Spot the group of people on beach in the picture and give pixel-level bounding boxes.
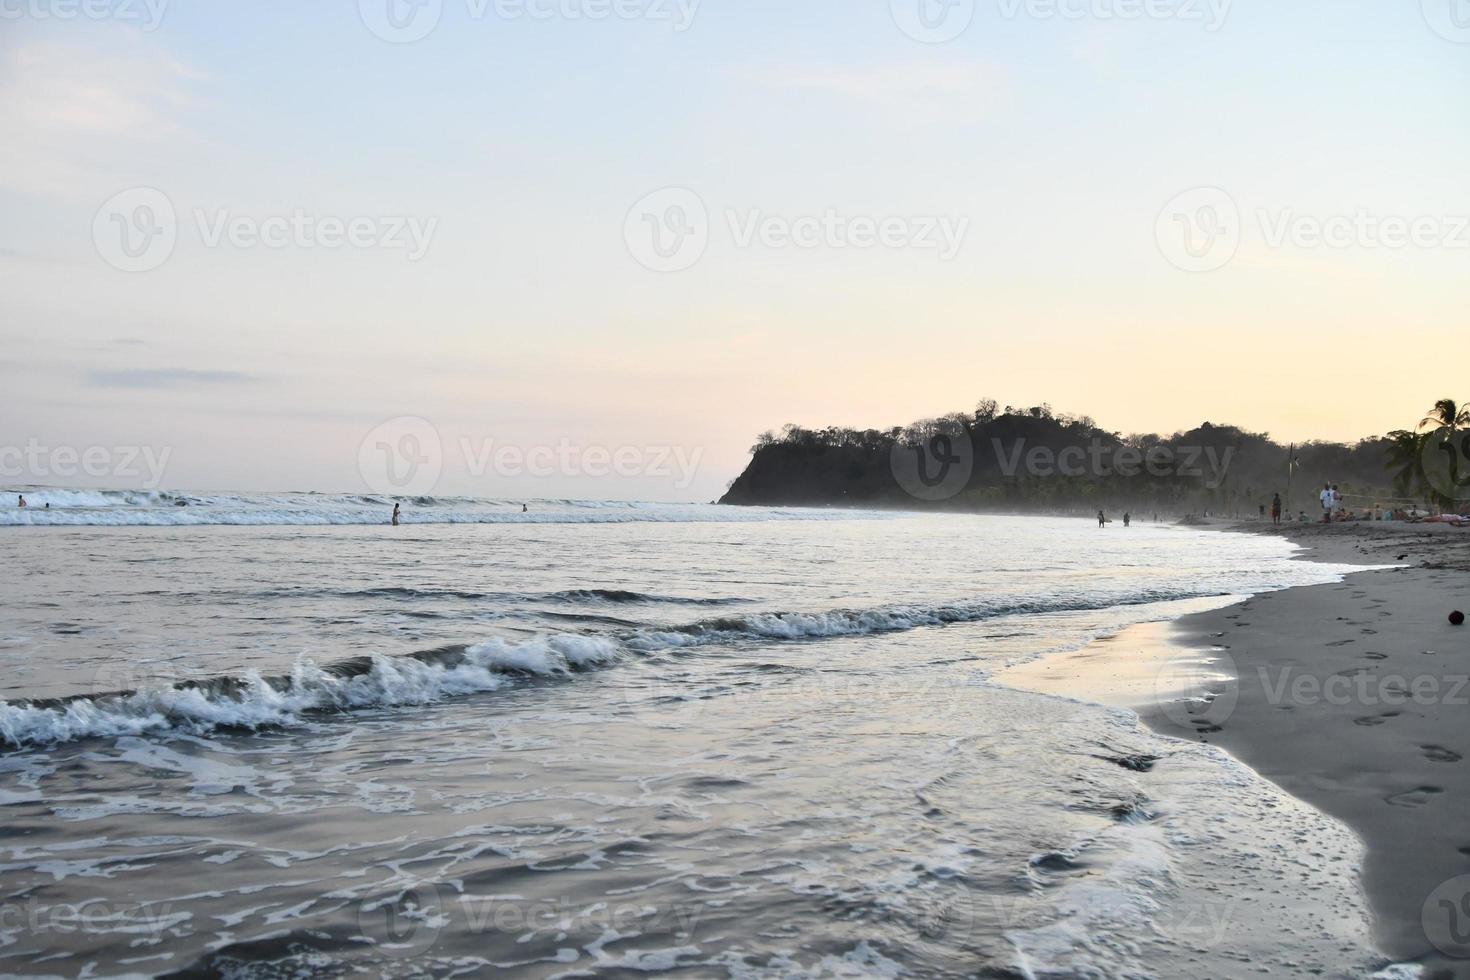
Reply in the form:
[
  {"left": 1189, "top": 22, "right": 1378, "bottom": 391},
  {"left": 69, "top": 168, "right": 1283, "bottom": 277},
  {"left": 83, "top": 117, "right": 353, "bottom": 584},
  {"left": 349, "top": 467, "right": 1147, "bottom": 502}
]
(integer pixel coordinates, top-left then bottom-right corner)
[
  {"left": 1097, "top": 510, "right": 1155, "bottom": 527},
  {"left": 1319, "top": 483, "right": 1345, "bottom": 522}
]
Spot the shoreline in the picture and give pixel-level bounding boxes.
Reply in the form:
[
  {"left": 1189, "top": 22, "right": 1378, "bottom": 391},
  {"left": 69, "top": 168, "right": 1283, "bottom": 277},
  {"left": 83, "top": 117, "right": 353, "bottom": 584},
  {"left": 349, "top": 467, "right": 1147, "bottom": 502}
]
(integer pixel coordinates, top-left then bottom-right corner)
[
  {"left": 1001, "top": 519, "right": 1470, "bottom": 974},
  {"left": 1165, "top": 521, "right": 1470, "bottom": 974}
]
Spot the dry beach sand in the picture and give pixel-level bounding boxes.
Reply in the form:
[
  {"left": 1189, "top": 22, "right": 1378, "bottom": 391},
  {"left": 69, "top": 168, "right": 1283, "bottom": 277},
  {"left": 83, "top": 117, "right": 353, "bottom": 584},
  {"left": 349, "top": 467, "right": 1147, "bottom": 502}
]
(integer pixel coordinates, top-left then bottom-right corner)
[{"left": 1002, "top": 521, "right": 1470, "bottom": 976}]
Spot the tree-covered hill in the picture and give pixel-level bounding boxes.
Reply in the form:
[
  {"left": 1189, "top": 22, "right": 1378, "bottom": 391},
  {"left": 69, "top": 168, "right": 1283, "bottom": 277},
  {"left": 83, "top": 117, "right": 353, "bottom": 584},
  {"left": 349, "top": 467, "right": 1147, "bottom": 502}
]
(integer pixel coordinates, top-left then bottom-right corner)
[{"left": 720, "top": 400, "right": 1407, "bottom": 518}]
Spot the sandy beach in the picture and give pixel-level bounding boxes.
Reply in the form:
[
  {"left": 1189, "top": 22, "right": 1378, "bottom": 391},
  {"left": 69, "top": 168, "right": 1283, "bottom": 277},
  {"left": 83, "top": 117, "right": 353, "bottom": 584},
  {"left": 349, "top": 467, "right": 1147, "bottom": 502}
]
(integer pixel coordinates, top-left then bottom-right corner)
[{"left": 1003, "top": 520, "right": 1470, "bottom": 975}]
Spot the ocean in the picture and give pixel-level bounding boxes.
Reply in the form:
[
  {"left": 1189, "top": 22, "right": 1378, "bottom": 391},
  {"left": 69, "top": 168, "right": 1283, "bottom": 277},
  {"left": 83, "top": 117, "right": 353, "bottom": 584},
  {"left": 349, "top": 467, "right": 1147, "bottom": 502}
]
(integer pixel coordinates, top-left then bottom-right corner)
[{"left": 0, "top": 495, "right": 1392, "bottom": 977}]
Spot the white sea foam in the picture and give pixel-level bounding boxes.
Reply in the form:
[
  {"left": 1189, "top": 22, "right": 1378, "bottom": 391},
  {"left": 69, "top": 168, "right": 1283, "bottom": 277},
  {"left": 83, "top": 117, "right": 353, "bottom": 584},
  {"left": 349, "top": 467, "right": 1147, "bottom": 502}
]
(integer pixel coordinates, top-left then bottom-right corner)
[
  {"left": 0, "top": 587, "right": 1309, "bottom": 750},
  {"left": 0, "top": 490, "right": 885, "bottom": 528},
  {"left": 0, "top": 635, "right": 622, "bottom": 749}
]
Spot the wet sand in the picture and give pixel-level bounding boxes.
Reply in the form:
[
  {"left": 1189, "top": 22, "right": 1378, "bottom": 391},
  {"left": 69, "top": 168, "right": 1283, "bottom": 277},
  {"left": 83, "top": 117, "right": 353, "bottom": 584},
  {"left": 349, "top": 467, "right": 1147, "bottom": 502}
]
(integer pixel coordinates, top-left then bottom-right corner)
[{"left": 1003, "top": 520, "right": 1470, "bottom": 976}]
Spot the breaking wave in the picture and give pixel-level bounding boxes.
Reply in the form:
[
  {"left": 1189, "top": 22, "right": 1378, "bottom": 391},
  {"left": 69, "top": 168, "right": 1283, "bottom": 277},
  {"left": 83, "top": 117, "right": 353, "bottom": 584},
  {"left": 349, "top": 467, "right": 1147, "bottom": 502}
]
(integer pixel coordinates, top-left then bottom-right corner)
[
  {"left": 0, "top": 491, "right": 885, "bottom": 528},
  {"left": 0, "top": 586, "right": 1219, "bottom": 751}
]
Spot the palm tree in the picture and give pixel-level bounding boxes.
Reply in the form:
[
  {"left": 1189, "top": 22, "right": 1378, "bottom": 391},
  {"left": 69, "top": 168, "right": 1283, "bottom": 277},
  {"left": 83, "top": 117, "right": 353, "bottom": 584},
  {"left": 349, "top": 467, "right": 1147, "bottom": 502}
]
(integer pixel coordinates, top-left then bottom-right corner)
[
  {"left": 1386, "top": 429, "right": 1428, "bottom": 502},
  {"left": 1421, "top": 399, "right": 1470, "bottom": 432},
  {"left": 1398, "top": 399, "right": 1470, "bottom": 511}
]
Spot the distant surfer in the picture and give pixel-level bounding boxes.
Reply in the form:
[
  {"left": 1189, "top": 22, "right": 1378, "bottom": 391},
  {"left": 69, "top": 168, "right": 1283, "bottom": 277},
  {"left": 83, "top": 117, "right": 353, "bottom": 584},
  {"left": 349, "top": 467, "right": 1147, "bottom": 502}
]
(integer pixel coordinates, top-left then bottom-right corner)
[
  {"left": 16, "top": 495, "right": 25, "bottom": 508},
  {"left": 522, "top": 503, "right": 528, "bottom": 513},
  {"left": 391, "top": 503, "right": 401, "bottom": 526}
]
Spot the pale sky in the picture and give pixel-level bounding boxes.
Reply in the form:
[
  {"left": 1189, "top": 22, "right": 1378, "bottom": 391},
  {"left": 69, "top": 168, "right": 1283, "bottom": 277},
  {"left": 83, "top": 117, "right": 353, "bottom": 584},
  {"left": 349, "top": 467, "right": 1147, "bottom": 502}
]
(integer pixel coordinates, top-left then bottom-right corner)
[{"left": 2, "top": 0, "right": 1467, "bottom": 501}]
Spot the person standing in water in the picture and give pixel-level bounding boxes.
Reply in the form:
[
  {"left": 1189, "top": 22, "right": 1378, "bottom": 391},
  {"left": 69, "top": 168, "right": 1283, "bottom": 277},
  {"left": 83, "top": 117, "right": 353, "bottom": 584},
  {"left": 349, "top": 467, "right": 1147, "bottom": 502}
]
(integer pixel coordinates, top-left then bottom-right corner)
[
  {"left": 1097, "top": 510, "right": 1106, "bottom": 528},
  {"left": 17, "top": 495, "right": 26, "bottom": 508},
  {"left": 1271, "top": 492, "right": 1283, "bottom": 526},
  {"left": 391, "top": 503, "right": 401, "bottom": 526},
  {"left": 1123, "top": 512, "right": 1131, "bottom": 527}
]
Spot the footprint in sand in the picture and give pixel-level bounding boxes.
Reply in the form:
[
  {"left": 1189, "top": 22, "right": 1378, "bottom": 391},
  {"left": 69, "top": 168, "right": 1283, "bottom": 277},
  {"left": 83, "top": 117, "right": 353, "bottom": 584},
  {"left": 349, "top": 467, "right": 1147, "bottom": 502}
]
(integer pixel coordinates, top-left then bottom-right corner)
[
  {"left": 1422, "top": 746, "right": 1463, "bottom": 764},
  {"left": 1363, "top": 652, "right": 1388, "bottom": 661},
  {"left": 1360, "top": 628, "right": 1378, "bottom": 635},
  {"left": 1326, "top": 639, "right": 1357, "bottom": 647},
  {"left": 1386, "top": 786, "right": 1443, "bottom": 808},
  {"left": 1355, "top": 711, "right": 1403, "bottom": 727}
]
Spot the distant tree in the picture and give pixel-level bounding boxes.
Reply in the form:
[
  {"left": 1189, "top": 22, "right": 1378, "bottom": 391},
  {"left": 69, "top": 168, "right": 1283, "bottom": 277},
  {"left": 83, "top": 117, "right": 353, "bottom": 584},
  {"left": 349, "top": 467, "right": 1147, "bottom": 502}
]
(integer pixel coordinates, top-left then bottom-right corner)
[
  {"left": 1422, "top": 399, "right": 1470, "bottom": 431},
  {"left": 1385, "top": 429, "right": 1428, "bottom": 503}
]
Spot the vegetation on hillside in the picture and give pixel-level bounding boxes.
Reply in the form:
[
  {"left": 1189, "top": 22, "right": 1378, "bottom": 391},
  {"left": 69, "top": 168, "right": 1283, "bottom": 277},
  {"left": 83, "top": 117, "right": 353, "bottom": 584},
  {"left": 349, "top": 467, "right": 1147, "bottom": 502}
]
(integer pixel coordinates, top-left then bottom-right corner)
[{"left": 720, "top": 398, "right": 1462, "bottom": 517}]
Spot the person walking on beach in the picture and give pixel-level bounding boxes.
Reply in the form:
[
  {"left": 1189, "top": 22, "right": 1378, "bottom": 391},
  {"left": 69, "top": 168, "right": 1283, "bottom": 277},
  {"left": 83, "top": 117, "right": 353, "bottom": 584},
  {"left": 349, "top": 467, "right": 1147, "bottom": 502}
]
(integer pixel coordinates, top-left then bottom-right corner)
[
  {"left": 1320, "top": 483, "right": 1333, "bottom": 523},
  {"left": 1097, "top": 510, "right": 1106, "bottom": 528},
  {"left": 1123, "top": 512, "right": 1131, "bottom": 527},
  {"left": 391, "top": 503, "right": 401, "bottom": 526},
  {"left": 1271, "top": 492, "right": 1282, "bottom": 526}
]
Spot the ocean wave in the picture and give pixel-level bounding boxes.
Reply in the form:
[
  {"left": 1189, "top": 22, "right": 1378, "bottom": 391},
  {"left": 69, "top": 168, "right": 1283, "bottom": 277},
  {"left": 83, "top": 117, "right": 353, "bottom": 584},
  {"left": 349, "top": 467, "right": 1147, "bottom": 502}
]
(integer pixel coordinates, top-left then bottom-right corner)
[
  {"left": 0, "top": 635, "right": 621, "bottom": 750},
  {"left": 0, "top": 491, "right": 883, "bottom": 528},
  {"left": 0, "top": 587, "right": 1222, "bottom": 751},
  {"left": 550, "top": 588, "right": 745, "bottom": 606}
]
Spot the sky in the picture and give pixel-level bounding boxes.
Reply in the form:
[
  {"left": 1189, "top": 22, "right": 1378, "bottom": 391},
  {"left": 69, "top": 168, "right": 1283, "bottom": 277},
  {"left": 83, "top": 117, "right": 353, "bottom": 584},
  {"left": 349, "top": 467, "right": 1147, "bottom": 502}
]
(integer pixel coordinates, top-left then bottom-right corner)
[{"left": 1, "top": 0, "right": 1467, "bottom": 501}]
